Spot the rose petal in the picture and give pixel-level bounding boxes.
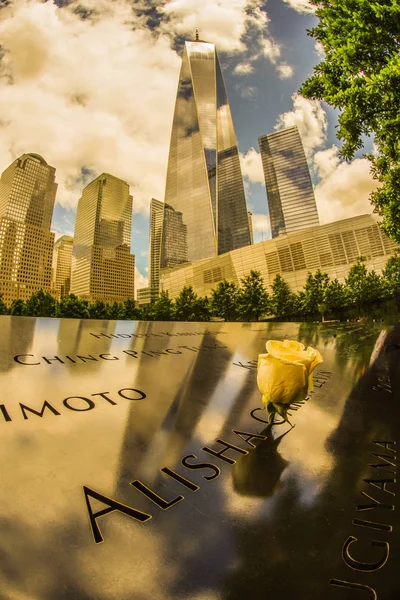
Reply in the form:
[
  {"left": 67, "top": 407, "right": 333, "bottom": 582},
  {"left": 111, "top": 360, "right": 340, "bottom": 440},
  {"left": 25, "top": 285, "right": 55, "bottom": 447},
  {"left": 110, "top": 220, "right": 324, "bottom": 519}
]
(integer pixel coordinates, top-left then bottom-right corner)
[
  {"left": 257, "top": 354, "right": 307, "bottom": 405},
  {"left": 282, "top": 340, "right": 306, "bottom": 353},
  {"left": 309, "top": 349, "right": 324, "bottom": 373}
]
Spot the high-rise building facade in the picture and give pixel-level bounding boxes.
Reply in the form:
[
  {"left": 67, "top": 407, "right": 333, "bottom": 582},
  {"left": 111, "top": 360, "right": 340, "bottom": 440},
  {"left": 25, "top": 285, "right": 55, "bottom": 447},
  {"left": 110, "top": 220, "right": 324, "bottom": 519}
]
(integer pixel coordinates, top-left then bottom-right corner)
[
  {"left": 161, "top": 38, "right": 251, "bottom": 268},
  {"left": 248, "top": 211, "right": 254, "bottom": 245},
  {"left": 71, "top": 173, "right": 135, "bottom": 302},
  {"left": 160, "top": 203, "right": 187, "bottom": 269},
  {"left": 52, "top": 235, "right": 73, "bottom": 299},
  {"left": 0, "top": 153, "right": 57, "bottom": 304},
  {"left": 259, "top": 126, "right": 320, "bottom": 238},
  {"left": 149, "top": 198, "right": 164, "bottom": 295}
]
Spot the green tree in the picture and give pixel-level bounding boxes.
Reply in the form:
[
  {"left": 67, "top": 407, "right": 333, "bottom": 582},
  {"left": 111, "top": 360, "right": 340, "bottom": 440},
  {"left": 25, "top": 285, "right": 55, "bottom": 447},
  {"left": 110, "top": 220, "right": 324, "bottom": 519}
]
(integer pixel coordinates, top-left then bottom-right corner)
[
  {"left": 324, "top": 279, "right": 349, "bottom": 319},
  {"left": 382, "top": 253, "right": 400, "bottom": 308},
  {"left": 152, "top": 291, "right": 175, "bottom": 321},
  {"left": 174, "top": 286, "right": 210, "bottom": 321},
  {"left": 58, "top": 294, "right": 89, "bottom": 318},
  {"left": 269, "top": 275, "right": 296, "bottom": 319},
  {"left": 122, "top": 299, "right": 139, "bottom": 320},
  {"left": 0, "top": 294, "right": 8, "bottom": 315},
  {"left": 237, "top": 270, "right": 269, "bottom": 322},
  {"left": 301, "top": 270, "right": 329, "bottom": 319},
  {"left": 345, "top": 257, "right": 386, "bottom": 315},
  {"left": 9, "top": 298, "right": 25, "bottom": 316},
  {"left": 108, "top": 301, "right": 125, "bottom": 320},
  {"left": 88, "top": 300, "right": 109, "bottom": 319},
  {"left": 210, "top": 280, "right": 239, "bottom": 321},
  {"left": 138, "top": 302, "right": 154, "bottom": 321},
  {"left": 300, "top": 0, "right": 400, "bottom": 242},
  {"left": 25, "top": 290, "right": 58, "bottom": 317}
]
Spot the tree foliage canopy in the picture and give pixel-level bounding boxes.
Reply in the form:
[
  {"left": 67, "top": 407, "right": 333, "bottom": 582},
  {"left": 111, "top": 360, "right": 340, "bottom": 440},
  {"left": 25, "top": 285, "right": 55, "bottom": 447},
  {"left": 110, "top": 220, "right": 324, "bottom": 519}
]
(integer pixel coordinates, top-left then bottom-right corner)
[
  {"left": 210, "top": 280, "right": 239, "bottom": 321},
  {"left": 300, "top": 0, "right": 400, "bottom": 242},
  {"left": 237, "top": 270, "right": 269, "bottom": 322}
]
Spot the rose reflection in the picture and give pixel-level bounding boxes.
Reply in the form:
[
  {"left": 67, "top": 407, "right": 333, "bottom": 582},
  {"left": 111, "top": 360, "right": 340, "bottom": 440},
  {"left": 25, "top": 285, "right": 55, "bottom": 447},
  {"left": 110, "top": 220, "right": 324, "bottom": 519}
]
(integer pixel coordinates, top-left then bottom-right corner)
[{"left": 232, "top": 425, "right": 293, "bottom": 498}]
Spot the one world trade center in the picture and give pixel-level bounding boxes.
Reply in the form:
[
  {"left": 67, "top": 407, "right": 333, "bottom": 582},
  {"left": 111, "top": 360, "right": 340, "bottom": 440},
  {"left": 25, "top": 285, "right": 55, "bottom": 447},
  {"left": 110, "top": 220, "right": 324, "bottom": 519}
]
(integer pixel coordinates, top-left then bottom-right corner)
[{"left": 160, "top": 35, "right": 251, "bottom": 269}]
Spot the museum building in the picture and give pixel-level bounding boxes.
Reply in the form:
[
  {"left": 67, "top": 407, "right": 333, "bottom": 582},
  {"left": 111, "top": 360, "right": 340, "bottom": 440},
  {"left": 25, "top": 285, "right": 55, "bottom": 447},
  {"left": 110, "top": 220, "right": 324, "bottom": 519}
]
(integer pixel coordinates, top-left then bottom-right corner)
[{"left": 159, "top": 213, "right": 397, "bottom": 299}]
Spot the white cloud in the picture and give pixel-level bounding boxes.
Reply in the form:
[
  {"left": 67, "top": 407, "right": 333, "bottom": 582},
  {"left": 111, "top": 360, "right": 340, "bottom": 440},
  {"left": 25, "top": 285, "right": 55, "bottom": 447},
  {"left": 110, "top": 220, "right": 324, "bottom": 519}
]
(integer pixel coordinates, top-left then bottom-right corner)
[
  {"left": 135, "top": 267, "right": 148, "bottom": 296},
  {"left": 0, "top": 0, "right": 181, "bottom": 214},
  {"left": 276, "top": 63, "right": 294, "bottom": 79},
  {"left": 238, "top": 84, "right": 257, "bottom": 99},
  {"left": 275, "top": 94, "right": 328, "bottom": 155},
  {"left": 282, "top": 0, "right": 316, "bottom": 14},
  {"left": 313, "top": 147, "right": 380, "bottom": 224},
  {"left": 240, "top": 147, "right": 264, "bottom": 184},
  {"left": 234, "top": 62, "right": 254, "bottom": 75},
  {"left": 314, "top": 41, "right": 325, "bottom": 58},
  {"left": 251, "top": 213, "right": 271, "bottom": 238},
  {"left": 258, "top": 37, "right": 281, "bottom": 63}
]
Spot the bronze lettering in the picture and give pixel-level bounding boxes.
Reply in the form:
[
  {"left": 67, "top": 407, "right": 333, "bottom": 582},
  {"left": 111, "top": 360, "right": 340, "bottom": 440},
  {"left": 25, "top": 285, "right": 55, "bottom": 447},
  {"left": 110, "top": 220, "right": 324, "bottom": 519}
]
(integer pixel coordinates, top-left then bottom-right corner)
[
  {"left": 14, "top": 354, "right": 40, "bottom": 365},
  {"left": 118, "top": 388, "right": 146, "bottom": 401},
  {"left": 369, "top": 452, "right": 396, "bottom": 473},
  {"left": 342, "top": 535, "right": 389, "bottom": 572},
  {"left": 130, "top": 480, "right": 183, "bottom": 510},
  {"left": 83, "top": 485, "right": 151, "bottom": 544},
  {"left": 123, "top": 350, "right": 138, "bottom": 358},
  {"left": 91, "top": 392, "right": 117, "bottom": 406},
  {"left": 329, "top": 578, "right": 377, "bottom": 599},
  {"left": 363, "top": 478, "right": 396, "bottom": 496},
  {"left": 0, "top": 404, "right": 11, "bottom": 422},
  {"left": 20, "top": 401, "right": 61, "bottom": 420},
  {"left": 372, "top": 441, "right": 396, "bottom": 453},
  {"left": 357, "top": 490, "right": 394, "bottom": 511},
  {"left": 161, "top": 467, "right": 199, "bottom": 491},
  {"left": 353, "top": 518, "right": 392, "bottom": 532},
  {"left": 63, "top": 396, "right": 95, "bottom": 412},
  {"left": 99, "top": 354, "right": 119, "bottom": 360},
  {"left": 42, "top": 356, "right": 65, "bottom": 364},
  {"left": 232, "top": 430, "right": 268, "bottom": 448},
  {"left": 250, "top": 408, "right": 269, "bottom": 424},
  {"left": 181, "top": 454, "right": 221, "bottom": 480},
  {"left": 202, "top": 438, "right": 248, "bottom": 465},
  {"left": 76, "top": 355, "right": 98, "bottom": 363}
]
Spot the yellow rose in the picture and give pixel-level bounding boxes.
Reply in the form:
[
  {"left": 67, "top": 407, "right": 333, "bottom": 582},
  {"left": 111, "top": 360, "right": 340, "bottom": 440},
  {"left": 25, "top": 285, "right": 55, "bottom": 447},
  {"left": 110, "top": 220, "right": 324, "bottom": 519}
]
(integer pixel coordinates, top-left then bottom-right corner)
[{"left": 257, "top": 340, "right": 323, "bottom": 418}]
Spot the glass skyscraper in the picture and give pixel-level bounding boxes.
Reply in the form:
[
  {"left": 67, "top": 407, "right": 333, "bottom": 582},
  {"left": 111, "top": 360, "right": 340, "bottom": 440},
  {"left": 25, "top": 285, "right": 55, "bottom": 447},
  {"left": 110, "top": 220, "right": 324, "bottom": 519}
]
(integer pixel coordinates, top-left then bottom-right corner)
[
  {"left": 161, "top": 38, "right": 251, "bottom": 268},
  {"left": 259, "top": 126, "right": 320, "bottom": 238},
  {"left": 52, "top": 235, "right": 73, "bottom": 299},
  {"left": 0, "top": 153, "right": 57, "bottom": 304},
  {"left": 71, "top": 173, "right": 135, "bottom": 302},
  {"left": 149, "top": 198, "right": 164, "bottom": 295}
]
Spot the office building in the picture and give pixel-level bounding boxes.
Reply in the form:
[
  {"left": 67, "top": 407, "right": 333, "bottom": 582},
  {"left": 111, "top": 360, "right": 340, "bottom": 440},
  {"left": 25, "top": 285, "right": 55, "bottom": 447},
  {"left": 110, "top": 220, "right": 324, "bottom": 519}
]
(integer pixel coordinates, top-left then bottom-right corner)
[
  {"left": 136, "top": 287, "right": 157, "bottom": 305},
  {"left": 52, "top": 235, "right": 73, "bottom": 299},
  {"left": 259, "top": 126, "right": 320, "bottom": 238},
  {"left": 149, "top": 198, "right": 164, "bottom": 297},
  {"left": 160, "top": 203, "right": 187, "bottom": 269},
  {"left": 71, "top": 173, "right": 135, "bottom": 302},
  {"left": 161, "top": 36, "right": 251, "bottom": 268},
  {"left": 160, "top": 214, "right": 397, "bottom": 299},
  {"left": 248, "top": 211, "right": 254, "bottom": 245},
  {"left": 0, "top": 153, "right": 57, "bottom": 304}
]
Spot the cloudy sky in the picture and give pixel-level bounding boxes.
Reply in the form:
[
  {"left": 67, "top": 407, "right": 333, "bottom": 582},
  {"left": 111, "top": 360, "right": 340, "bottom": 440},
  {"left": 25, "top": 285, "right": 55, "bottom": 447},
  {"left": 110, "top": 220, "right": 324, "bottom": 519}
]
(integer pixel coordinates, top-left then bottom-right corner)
[{"left": 0, "top": 0, "right": 378, "bottom": 291}]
